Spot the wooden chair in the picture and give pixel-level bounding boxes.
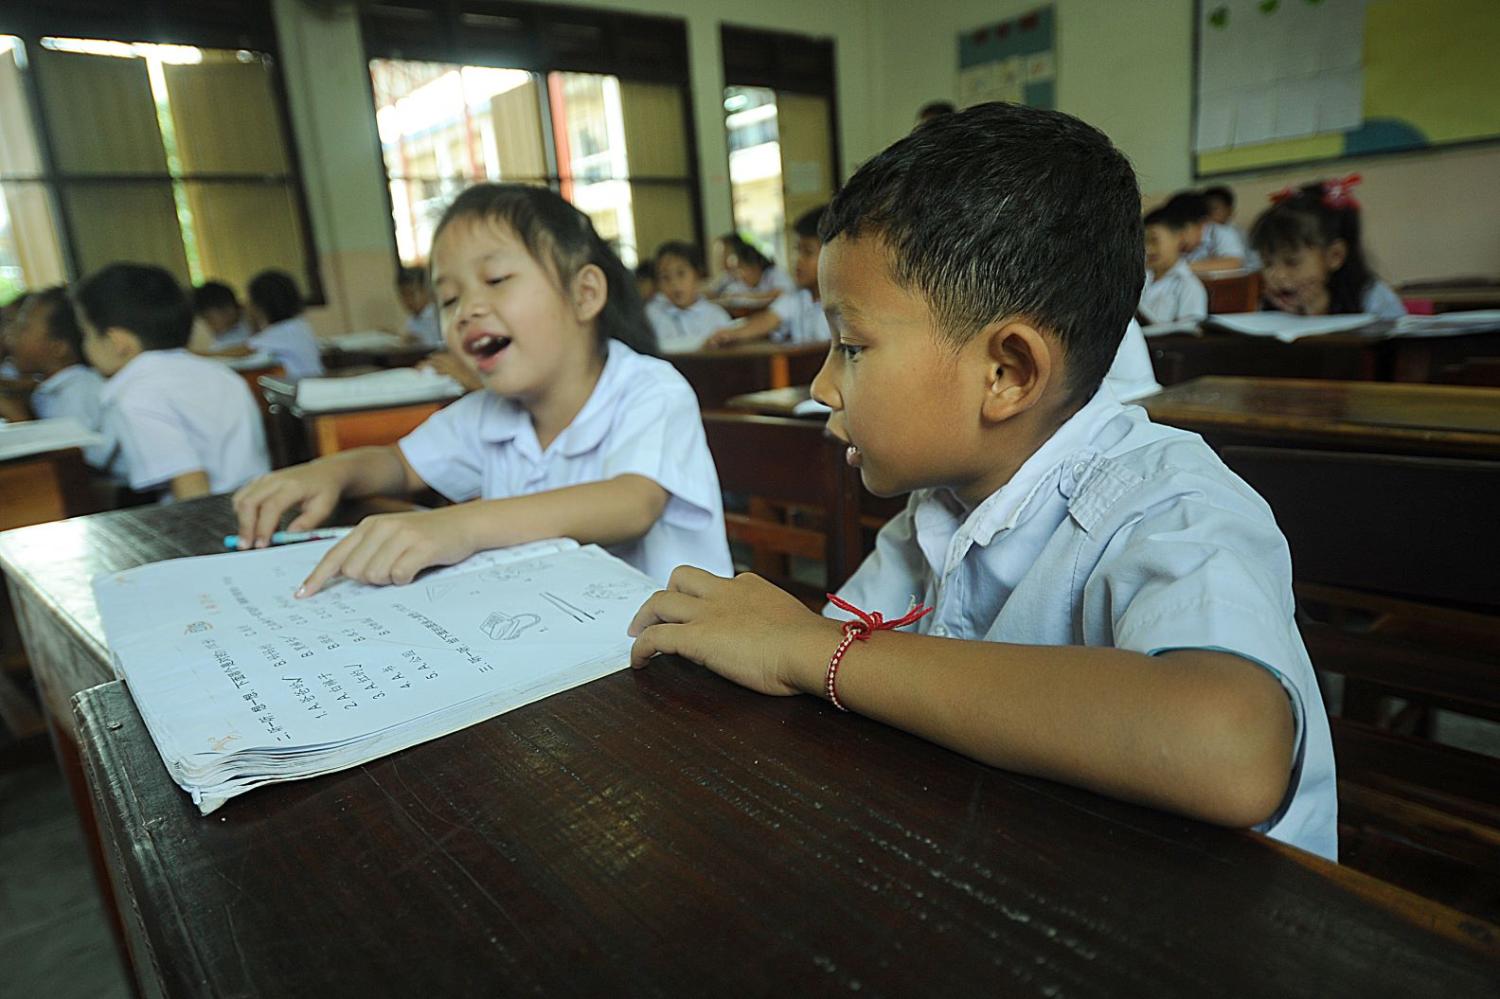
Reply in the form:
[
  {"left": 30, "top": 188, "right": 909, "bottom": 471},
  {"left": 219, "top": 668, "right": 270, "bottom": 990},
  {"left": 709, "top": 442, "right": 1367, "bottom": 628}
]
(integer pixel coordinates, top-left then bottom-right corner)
[
  {"left": 1218, "top": 445, "right": 1500, "bottom": 921},
  {"left": 305, "top": 402, "right": 445, "bottom": 457},
  {"left": 1203, "top": 270, "right": 1262, "bottom": 314},
  {"left": 702, "top": 413, "right": 862, "bottom": 602}
]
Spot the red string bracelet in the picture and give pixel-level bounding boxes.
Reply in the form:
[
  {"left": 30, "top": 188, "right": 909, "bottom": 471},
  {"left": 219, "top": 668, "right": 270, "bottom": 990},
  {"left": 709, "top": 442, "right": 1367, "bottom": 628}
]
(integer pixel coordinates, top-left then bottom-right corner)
[{"left": 823, "top": 593, "right": 934, "bottom": 711}]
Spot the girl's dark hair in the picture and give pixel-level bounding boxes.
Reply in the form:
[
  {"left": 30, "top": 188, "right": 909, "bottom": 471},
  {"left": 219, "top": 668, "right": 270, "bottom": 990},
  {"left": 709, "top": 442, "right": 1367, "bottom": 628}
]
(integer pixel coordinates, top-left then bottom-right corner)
[
  {"left": 247, "top": 270, "right": 305, "bottom": 324},
  {"left": 29, "top": 285, "right": 85, "bottom": 359},
  {"left": 1250, "top": 182, "right": 1377, "bottom": 315},
  {"left": 723, "top": 234, "right": 772, "bottom": 272},
  {"left": 431, "top": 184, "right": 656, "bottom": 357}
]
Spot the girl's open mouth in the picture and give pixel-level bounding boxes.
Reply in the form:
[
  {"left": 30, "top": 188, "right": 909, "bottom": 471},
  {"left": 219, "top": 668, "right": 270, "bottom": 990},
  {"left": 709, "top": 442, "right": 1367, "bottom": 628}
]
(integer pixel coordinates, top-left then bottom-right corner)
[{"left": 464, "top": 333, "right": 512, "bottom": 371}]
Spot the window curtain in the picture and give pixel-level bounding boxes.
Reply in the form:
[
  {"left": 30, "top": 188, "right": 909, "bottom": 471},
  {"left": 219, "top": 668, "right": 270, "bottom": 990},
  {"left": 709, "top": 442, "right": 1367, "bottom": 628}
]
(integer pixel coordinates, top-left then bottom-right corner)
[
  {"left": 0, "top": 48, "right": 66, "bottom": 284},
  {"left": 773, "top": 92, "right": 835, "bottom": 230},
  {"left": 489, "top": 79, "right": 548, "bottom": 181},
  {"left": 618, "top": 80, "right": 693, "bottom": 261}
]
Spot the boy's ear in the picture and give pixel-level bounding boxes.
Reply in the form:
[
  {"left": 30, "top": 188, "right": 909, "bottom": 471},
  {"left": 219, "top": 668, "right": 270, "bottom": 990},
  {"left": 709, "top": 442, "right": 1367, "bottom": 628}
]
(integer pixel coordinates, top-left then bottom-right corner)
[
  {"left": 104, "top": 326, "right": 143, "bottom": 360},
  {"left": 571, "top": 263, "right": 608, "bottom": 323},
  {"left": 978, "top": 319, "right": 1053, "bottom": 424},
  {"left": 1324, "top": 238, "right": 1349, "bottom": 273}
]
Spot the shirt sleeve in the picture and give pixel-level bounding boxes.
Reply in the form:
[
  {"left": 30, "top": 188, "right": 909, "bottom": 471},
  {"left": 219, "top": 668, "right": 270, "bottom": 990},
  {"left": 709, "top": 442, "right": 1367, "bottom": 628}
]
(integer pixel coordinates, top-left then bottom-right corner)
[
  {"left": 1362, "top": 280, "right": 1408, "bottom": 319},
  {"left": 597, "top": 376, "right": 723, "bottom": 530},
  {"left": 1182, "top": 275, "right": 1209, "bottom": 319},
  {"left": 106, "top": 395, "right": 204, "bottom": 491},
  {"left": 397, "top": 392, "right": 488, "bottom": 501},
  {"left": 1211, "top": 223, "right": 1248, "bottom": 260},
  {"left": 826, "top": 496, "right": 928, "bottom": 623}
]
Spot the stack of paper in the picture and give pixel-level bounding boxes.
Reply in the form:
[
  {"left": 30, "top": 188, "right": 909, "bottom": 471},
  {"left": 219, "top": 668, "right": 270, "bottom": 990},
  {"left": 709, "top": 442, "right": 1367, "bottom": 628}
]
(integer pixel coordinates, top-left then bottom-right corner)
[
  {"left": 321, "top": 330, "right": 414, "bottom": 353},
  {"left": 1390, "top": 311, "right": 1500, "bottom": 339},
  {"left": 93, "top": 538, "right": 659, "bottom": 814},
  {"left": 294, "top": 367, "right": 465, "bottom": 412},
  {"left": 0, "top": 417, "right": 104, "bottom": 462},
  {"left": 220, "top": 351, "right": 279, "bottom": 371},
  {"left": 1205, "top": 312, "right": 1382, "bottom": 342}
]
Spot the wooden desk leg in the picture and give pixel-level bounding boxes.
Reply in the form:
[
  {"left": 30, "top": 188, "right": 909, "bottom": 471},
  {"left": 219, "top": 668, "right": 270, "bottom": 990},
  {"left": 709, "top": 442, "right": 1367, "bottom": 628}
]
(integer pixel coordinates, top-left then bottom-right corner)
[
  {"left": 747, "top": 497, "right": 789, "bottom": 579},
  {"left": 769, "top": 355, "right": 791, "bottom": 390}
]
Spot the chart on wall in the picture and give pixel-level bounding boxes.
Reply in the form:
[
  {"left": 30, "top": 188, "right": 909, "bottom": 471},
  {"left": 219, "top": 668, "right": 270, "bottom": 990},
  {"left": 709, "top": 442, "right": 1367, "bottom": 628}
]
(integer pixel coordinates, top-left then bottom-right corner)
[
  {"left": 1194, "top": 0, "right": 1500, "bottom": 176},
  {"left": 957, "top": 6, "right": 1056, "bottom": 111}
]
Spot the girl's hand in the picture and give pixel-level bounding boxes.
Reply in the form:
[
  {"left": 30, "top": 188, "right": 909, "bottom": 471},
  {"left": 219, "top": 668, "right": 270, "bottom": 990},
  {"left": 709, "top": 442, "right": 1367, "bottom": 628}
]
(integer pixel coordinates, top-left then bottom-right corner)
[
  {"left": 627, "top": 567, "right": 842, "bottom": 697},
  {"left": 296, "top": 506, "right": 478, "bottom": 597},
  {"left": 233, "top": 463, "right": 351, "bottom": 549}
]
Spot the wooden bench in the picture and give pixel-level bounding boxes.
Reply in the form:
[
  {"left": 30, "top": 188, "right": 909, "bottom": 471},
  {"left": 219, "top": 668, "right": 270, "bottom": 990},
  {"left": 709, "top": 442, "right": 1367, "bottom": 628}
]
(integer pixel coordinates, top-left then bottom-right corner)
[{"left": 1218, "top": 444, "right": 1500, "bottom": 922}]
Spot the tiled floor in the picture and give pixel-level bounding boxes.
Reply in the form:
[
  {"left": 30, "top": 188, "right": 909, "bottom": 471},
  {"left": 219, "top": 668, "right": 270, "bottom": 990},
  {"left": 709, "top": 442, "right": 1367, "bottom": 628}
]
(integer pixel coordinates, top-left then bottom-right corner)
[{"left": 0, "top": 749, "right": 133, "bottom": 999}]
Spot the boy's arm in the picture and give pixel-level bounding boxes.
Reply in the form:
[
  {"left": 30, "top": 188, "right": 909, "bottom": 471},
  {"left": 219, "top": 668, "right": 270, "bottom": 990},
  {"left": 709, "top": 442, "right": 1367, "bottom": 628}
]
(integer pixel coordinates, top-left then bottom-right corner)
[
  {"left": 170, "top": 470, "right": 212, "bottom": 501},
  {"left": 628, "top": 569, "right": 1296, "bottom": 829},
  {"left": 296, "top": 474, "right": 669, "bottom": 595},
  {"left": 706, "top": 310, "right": 779, "bottom": 347}
]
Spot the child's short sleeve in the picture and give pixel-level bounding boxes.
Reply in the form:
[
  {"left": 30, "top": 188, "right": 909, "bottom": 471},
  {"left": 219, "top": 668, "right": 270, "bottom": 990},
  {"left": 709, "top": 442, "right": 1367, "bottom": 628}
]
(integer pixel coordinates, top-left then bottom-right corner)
[
  {"left": 397, "top": 392, "right": 489, "bottom": 502},
  {"left": 107, "top": 395, "right": 203, "bottom": 491},
  {"left": 598, "top": 377, "right": 721, "bottom": 530}
]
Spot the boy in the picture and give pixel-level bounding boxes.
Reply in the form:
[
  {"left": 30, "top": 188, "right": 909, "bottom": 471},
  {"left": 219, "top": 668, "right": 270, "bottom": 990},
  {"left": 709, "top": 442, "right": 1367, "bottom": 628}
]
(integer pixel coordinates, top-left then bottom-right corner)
[
  {"left": 78, "top": 264, "right": 270, "bottom": 501},
  {"left": 705, "top": 207, "right": 831, "bottom": 347},
  {"left": 396, "top": 266, "right": 442, "bottom": 348},
  {"left": 1166, "top": 191, "right": 1248, "bottom": 276},
  {"left": 0, "top": 286, "right": 113, "bottom": 469},
  {"left": 628, "top": 103, "right": 1335, "bottom": 860},
  {"left": 192, "top": 281, "right": 252, "bottom": 347},
  {"left": 1139, "top": 206, "right": 1209, "bottom": 325},
  {"left": 645, "top": 242, "right": 732, "bottom": 353},
  {"left": 1203, "top": 185, "right": 1259, "bottom": 271}
]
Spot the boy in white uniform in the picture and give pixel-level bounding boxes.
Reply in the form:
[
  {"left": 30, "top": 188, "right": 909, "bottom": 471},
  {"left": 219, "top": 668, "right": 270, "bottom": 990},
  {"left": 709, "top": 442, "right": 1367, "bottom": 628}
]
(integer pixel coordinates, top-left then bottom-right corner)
[
  {"left": 706, "top": 207, "right": 831, "bottom": 348},
  {"left": 1139, "top": 206, "right": 1209, "bottom": 325},
  {"left": 77, "top": 264, "right": 270, "bottom": 501},
  {"left": 397, "top": 266, "right": 443, "bottom": 348},
  {"left": 645, "top": 242, "right": 733, "bottom": 353},
  {"left": 1167, "top": 191, "right": 1249, "bottom": 275},
  {"left": 628, "top": 103, "right": 1336, "bottom": 860}
]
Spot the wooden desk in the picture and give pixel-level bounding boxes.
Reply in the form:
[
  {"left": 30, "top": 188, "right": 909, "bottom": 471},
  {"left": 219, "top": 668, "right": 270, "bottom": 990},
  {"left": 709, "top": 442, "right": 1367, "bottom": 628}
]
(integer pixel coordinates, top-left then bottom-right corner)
[
  {"left": 321, "top": 343, "right": 435, "bottom": 372},
  {"left": 725, "top": 384, "right": 818, "bottom": 418},
  {"left": 1147, "top": 330, "right": 1380, "bottom": 386},
  {"left": 259, "top": 376, "right": 452, "bottom": 464},
  {"left": 1399, "top": 283, "right": 1500, "bottom": 314},
  {"left": 669, "top": 342, "right": 827, "bottom": 410},
  {"left": 1143, "top": 376, "right": 1500, "bottom": 460}
]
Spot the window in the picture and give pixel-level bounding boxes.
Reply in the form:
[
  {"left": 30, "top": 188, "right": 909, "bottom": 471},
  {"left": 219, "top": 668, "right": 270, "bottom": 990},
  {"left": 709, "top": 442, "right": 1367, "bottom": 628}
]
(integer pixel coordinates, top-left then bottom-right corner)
[
  {"left": 363, "top": 3, "right": 699, "bottom": 269},
  {"left": 0, "top": 26, "right": 318, "bottom": 300},
  {"left": 721, "top": 27, "right": 839, "bottom": 269}
]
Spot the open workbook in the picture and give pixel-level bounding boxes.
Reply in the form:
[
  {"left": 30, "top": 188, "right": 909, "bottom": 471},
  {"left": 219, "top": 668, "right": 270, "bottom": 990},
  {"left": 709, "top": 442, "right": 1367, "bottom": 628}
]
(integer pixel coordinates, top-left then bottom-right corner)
[{"left": 93, "top": 538, "right": 659, "bottom": 814}]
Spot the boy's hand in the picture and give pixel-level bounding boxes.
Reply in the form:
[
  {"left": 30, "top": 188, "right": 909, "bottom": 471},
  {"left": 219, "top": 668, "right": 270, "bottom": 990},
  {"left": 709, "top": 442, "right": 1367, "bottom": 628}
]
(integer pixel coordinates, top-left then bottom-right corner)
[
  {"left": 627, "top": 567, "right": 841, "bottom": 697},
  {"left": 296, "top": 506, "right": 477, "bottom": 597},
  {"left": 232, "top": 463, "right": 350, "bottom": 549},
  {"left": 419, "top": 351, "right": 483, "bottom": 391}
]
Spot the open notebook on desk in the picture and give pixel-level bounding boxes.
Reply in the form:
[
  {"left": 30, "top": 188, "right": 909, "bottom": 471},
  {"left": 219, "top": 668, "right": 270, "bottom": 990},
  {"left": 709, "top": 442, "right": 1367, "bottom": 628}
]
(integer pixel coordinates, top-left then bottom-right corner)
[
  {"left": 93, "top": 538, "right": 658, "bottom": 814},
  {"left": 1204, "top": 312, "right": 1385, "bottom": 342}
]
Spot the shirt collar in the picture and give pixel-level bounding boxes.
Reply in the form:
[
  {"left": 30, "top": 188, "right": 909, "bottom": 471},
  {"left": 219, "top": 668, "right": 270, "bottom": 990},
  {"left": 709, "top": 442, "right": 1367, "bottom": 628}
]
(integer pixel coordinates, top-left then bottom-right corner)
[
  {"left": 99, "top": 349, "right": 187, "bottom": 404},
  {"left": 35, "top": 363, "right": 89, "bottom": 397},
  {"left": 477, "top": 339, "right": 634, "bottom": 459}
]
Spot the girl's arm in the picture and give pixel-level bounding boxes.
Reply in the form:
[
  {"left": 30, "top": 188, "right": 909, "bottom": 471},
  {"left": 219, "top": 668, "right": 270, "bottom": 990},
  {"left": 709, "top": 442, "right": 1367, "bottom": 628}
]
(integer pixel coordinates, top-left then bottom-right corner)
[
  {"left": 232, "top": 445, "right": 420, "bottom": 548},
  {"left": 706, "top": 309, "right": 780, "bottom": 348},
  {"left": 295, "top": 473, "right": 668, "bottom": 596},
  {"left": 628, "top": 569, "right": 1296, "bottom": 830}
]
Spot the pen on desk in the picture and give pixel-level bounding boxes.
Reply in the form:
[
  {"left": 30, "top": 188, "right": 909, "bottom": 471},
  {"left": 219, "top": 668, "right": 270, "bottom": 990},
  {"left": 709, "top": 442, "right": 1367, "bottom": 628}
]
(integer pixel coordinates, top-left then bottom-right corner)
[{"left": 222, "top": 528, "right": 353, "bottom": 550}]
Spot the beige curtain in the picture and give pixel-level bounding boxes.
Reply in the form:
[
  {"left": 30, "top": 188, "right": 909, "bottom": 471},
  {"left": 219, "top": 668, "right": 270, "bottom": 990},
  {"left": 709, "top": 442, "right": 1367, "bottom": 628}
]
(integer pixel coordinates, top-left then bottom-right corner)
[
  {"left": 32, "top": 48, "right": 189, "bottom": 282},
  {"left": 618, "top": 81, "right": 694, "bottom": 257},
  {"left": 774, "top": 92, "right": 836, "bottom": 229},
  {"left": 489, "top": 80, "right": 548, "bottom": 181},
  {"left": 163, "top": 55, "right": 304, "bottom": 292},
  {"left": 0, "top": 49, "right": 66, "bottom": 284}
]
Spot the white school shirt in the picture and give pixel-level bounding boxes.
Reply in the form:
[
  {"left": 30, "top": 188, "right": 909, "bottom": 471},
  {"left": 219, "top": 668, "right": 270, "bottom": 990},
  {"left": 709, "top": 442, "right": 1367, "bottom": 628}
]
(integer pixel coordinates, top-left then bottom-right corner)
[
  {"left": 768, "top": 288, "right": 832, "bottom": 345},
  {"left": 646, "top": 296, "right": 732, "bottom": 353},
  {"left": 100, "top": 349, "right": 270, "bottom": 496},
  {"left": 405, "top": 302, "right": 443, "bottom": 348},
  {"left": 1187, "top": 221, "right": 1248, "bottom": 265},
  {"left": 399, "top": 339, "right": 733, "bottom": 583},
  {"left": 1103, "top": 319, "right": 1161, "bottom": 403},
  {"left": 1139, "top": 260, "right": 1209, "bottom": 325},
  {"left": 30, "top": 364, "right": 112, "bottom": 469},
  {"left": 216, "top": 316, "right": 253, "bottom": 348},
  {"left": 1361, "top": 279, "right": 1407, "bottom": 320},
  {"left": 828, "top": 385, "right": 1337, "bottom": 860},
  {"left": 249, "top": 315, "right": 324, "bottom": 379}
]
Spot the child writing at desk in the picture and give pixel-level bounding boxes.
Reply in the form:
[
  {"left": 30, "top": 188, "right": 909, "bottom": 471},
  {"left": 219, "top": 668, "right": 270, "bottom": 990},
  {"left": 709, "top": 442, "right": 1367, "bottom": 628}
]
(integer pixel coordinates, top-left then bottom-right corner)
[
  {"left": 0, "top": 286, "right": 113, "bottom": 469},
  {"left": 706, "top": 207, "right": 831, "bottom": 349},
  {"left": 646, "top": 241, "right": 732, "bottom": 353},
  {"left": 233, "top": 183, "right": 733, "bottom": 592},
  {"left": 628, "top": 103, "right": 1336, "bottom": 860},
  {"left": 1250, "top": 177, "right": 1406, "bottom": 320}
]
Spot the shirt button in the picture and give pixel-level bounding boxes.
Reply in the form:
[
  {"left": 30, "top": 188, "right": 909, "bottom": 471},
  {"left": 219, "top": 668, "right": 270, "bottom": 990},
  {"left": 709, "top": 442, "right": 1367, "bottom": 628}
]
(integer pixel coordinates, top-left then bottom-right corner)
[
  {"left": 931, "top": 624, "right": 948, "bottom": 637},
  {"left": 1073, "top": 462, "right": 1088, "bottom": 476}
]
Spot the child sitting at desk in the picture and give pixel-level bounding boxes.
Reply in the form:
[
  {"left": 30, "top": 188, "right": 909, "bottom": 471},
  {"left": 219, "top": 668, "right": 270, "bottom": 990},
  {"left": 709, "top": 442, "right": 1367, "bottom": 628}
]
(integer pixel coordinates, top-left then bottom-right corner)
[
  {"left": 1167, "top": 191, "right": 1248, "bottom": 276},
  {"left": 0, "top": 286, "right": 113, "bottom": 468},
  {"left": 628, "top": 102, "right": 1336, "bottom": 860},
  {"left": 192, "top": 281, "right": 252, "bottom": 348},
  {"left": 1250, "top": 177, "right": 1406, "bottom": 320},
  {"left": 706, "top": 207, "right": 831, "bottom": 348},
  {"left": 232, "top": 183, "right": 733, "bottom": 591},
  {"left": 715, "top": 235, "right": 795, "bottom": 309},
  {"left": 397, "top": 266, "right": 443, "bottom": 348},
  {"left": 77, "top": 264, "right": 270, "bottom": 501},
  {"left": 1138, "top": 206, "right": 1209, "bottom": 325},
  {"left": 645, "top": 241, "right": 732, "bottom": 353},
  {"left": 244, "top": 270, "right": 325, "bottom": 379},
  {"left": 1202, "top": 185, "right": 1258, "bottom": 270}
]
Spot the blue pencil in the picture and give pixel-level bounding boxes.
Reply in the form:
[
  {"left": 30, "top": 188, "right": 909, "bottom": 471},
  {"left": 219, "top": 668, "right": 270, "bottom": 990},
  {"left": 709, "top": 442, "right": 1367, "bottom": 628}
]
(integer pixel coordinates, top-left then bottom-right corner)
[{"left": 223, "top": 528, "right": 353, "bottom": 550}]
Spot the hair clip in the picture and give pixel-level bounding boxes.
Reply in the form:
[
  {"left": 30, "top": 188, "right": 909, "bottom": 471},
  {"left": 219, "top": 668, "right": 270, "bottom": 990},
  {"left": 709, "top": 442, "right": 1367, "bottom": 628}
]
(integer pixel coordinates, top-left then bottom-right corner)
[
  {"left": 1321, "top": 173, "right": 1361, "bottom": 210},
  {"left": 1268, "top": 186, "right": 1297, "bottom": 205}
]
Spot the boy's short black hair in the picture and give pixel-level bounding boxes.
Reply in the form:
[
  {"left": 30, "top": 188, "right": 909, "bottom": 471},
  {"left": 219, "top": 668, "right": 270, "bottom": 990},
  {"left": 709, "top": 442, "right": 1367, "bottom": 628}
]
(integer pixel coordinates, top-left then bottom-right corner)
[
  {"left": 634, "top": 259, "right": 657, "bottom": 281},
  {"left": 793, "top": 205, "right": 826, "bottom": 240},
  {"left": 723, "top": 234, "right": 772, "bottom": 271},
  {"left": 1143, "top": 206, "right": 1187, "bottom": 231},
  {"left": 247, "top": 269, "right": 304, "bottom": 325},
  {"left": 1202, "top": 185, "right": 1234, "bottom": 210},
  {"left": 192, "top": 280, "right": 238, "bottom": 314},
  {"left": 26, "top": 286, "right": 84, "bottom": 360},
  {"left": 1162, "top": 191, "right": 1209, "bottom": 226},
  {"left": 396, "top": 265, "right": 426, "bottom": 288},
  {"left": 917, "top": 101, "right": 956, "bottom": 119},
  {"left": 820, "top": 101, "right": 1142, "bottom": 403},
  {"left": 653, "top": 240, "right": 706, "bottom": 275},
  {"left": 75, "top": 264, "right": 193, "bottom": 351}
]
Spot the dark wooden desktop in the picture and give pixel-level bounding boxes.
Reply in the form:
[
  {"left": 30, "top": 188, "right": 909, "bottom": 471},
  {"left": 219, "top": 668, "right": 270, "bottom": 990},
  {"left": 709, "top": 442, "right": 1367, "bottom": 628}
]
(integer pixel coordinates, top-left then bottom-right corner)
[
  {"left": 668, "top": 342, "right": 828, "bottom": 410},
  {"left": 1, "top": 497, "right": 1496, "bottom": 995}
]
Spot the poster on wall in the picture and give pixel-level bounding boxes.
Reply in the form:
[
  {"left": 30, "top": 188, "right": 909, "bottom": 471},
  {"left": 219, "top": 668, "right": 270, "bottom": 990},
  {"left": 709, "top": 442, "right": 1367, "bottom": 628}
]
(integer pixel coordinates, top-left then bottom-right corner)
[{"left": 957, "top": 6, "right": 1056, "bottom": 111}]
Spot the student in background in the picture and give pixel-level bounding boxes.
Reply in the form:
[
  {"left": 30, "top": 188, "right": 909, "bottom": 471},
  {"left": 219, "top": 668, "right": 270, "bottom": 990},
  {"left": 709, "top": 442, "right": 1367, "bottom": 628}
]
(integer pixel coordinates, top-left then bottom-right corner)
[
  {"left": 242, "top": 270, "right": 325, "bottom": 378},
  {"left": 706, "top": 206, "right": 831, "bottom": 348},
  {"left": 706, "top": 233, "right": 738, "bottom": 298},
  {"left": 397, "top": 266, "right": 442, "bottom": 348},
  {"left": 76, "top": 264, "right": 270, "bottom": 501},
  {"left": 1202, "top": 185, "right": 1260, "bottom": 271},
  {"left": 233, "top": 183, "right": 732, "bottom": 592},
  {"left": 1139, "top": 206, "right": 1209, "bottom": 325},
  {"left": 718, "top": 235, "right": 795, "bottom": 308},
  {"left": 1250, "top": 177, "right": 1405, "bottom": 320},
  {"left": 634, "top": 260, "right": 660, "bottom": 307},
  {"left": 0, "top": 290, "right": 31, "bottom": 382},
  {"left": 646, "top": 241, "right": 732, "bottom": 353},
  {"left": 1167, "top": 191, "right": 1248, "bottom": 275},
  {"left": 628, "top": 102, "right": 1334, "bottom": 860},
  {"left": 192, "top": 281, "right": 252, "bottom": 347},
  {"left": 0, "top": 286, "right": 113, "bottom": 467}
]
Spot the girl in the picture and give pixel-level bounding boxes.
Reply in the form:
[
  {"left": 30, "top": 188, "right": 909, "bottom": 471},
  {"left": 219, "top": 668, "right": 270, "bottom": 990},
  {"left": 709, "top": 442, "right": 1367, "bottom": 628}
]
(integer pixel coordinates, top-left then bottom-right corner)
[
  {"left": 645, "top": 241, "right": 732, "bottom": 353},
  {"left": 244, "top": 270, "right": 325, "bottom": 378},
  {"left": 1250, "top": 177, "right": 1406, "bottom": 320},
  {"left": 717, "top": 235, "right": 794, "bottom": 308},
  {"left": 233, "top": 183, "right": 732, "bottom": 593}
]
